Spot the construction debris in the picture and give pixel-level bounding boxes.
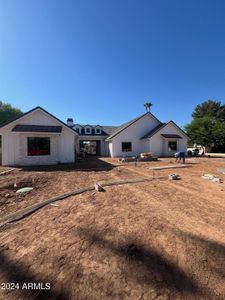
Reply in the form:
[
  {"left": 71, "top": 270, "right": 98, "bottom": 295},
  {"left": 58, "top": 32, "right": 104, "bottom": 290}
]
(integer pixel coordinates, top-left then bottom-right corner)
[
  {"left": 201, "top": 174, "right": 223, "bottom": 183},
  {"left": 94, "top": 183, "right": 105, "bottom": 192},
  {"left": 217, "top": 168, "right": 225, "bottom": 174},
  {"left": 169, "top": 174, "right": 181, "bottom": 180},
  {"left": 16, "top": 187, "right": 34, "bottom": 193}
]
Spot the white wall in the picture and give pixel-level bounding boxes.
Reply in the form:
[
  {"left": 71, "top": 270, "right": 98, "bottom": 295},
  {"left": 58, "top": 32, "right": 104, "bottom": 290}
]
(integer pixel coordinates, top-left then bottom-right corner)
[
  {"left": 0, "top": 109, "right": 76, "bottom": 166},
  {"left": 148, "top": 122, "right": 188, "bottom": 156},
  {"left": 109, "top": 114, "right": 160, "bottom": 157}
]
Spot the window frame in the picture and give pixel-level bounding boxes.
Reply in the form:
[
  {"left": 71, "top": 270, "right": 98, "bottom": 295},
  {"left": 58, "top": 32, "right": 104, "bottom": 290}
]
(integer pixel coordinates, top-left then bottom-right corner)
[
  {"left": 85, "top": 127, "right": 91, "bottom": 134},
  {"left": 168, "top": 141, "right": 177, "bottom": 152},
  {"left": 122, "top": 142, "right": 132, "bottom": 152},
  {"left": 27, "top": 137, "right": 51, "bottom": 156}
]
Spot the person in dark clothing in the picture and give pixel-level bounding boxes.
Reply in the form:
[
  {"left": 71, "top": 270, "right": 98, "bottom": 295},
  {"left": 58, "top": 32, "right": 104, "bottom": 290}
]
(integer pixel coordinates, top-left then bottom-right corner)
[{"left": 174, "top": 151, "right": 186, "bottom": 164}]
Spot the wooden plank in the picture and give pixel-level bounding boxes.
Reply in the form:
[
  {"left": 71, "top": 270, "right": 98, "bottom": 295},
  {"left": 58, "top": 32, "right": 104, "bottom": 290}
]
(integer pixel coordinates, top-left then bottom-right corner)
[
  {"left": 148, "top": 165, "right": 192, "bottom": 170},
  {"left": 0, "top": 168, "right": 16, "bottom": 176}
]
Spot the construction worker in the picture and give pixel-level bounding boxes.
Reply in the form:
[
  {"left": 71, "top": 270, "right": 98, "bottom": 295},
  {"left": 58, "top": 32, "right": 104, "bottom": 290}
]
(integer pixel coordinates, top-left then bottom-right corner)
[{"left": 174, "top": 151, "right": 186, "bottom": 164}]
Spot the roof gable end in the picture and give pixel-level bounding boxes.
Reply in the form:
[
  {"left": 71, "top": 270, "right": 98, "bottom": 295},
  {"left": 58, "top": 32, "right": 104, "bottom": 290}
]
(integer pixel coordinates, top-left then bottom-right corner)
[
  {"left": 106, "top": 112, "right": 161, "bottom": 140},
  {"left": 0, "top": 106, "right": 78, "bottom": 135}
]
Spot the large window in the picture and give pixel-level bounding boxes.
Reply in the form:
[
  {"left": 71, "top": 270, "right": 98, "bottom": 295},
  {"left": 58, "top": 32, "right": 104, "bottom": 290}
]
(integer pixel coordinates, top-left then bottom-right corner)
[
  {"left": 168, "top": 141, "right": 177, "bottom": 151},
  {"left": 27, "top": 137, "right": 50, "bottom": 156},
  {"left": 122, "top": 142, "right": 132, "bottom": 152}
]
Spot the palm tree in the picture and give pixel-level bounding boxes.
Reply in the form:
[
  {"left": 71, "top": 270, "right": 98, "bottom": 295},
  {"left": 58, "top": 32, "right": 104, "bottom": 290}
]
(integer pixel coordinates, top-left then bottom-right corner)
[{"left": 144, "top": 102, "right": 153, "bottom": 112}]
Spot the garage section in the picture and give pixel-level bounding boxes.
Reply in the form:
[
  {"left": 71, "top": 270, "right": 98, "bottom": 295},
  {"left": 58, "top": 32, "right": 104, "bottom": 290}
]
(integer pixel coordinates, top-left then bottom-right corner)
[{"left": 79, "top": 140, "right": 101, "bottom": 156}]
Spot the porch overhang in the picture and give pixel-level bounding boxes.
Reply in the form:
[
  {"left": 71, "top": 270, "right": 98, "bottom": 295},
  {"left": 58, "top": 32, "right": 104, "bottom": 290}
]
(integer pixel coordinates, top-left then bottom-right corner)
[
  {"left": 161, "top": 134, "right": 182, "bottom": 139},
  {"left": 12, "top": 125, "right": 62, "bottom": 133}
]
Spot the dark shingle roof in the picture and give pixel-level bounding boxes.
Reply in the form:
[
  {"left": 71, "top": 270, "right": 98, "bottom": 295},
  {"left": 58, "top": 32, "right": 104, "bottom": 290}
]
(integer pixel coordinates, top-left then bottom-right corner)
[
  {"left": 140, "top": 123, "right": 166, "bottom": 139},
  {"left": 161, "top": 134, "right": 182, "bottom": 139},
  {"left": 12, "top": 125, "right": 62, "bottom": 133},
  {"left": 141, "top": 120, "right": 189, "bottom": 140},
  {"left": 73, "top": 124, "right": 118, "bottom": 136}
]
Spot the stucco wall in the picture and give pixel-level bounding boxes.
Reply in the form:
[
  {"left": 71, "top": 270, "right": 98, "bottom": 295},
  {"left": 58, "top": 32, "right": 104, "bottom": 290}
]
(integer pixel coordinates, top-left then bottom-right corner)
[
  {"left": 0, "top": 109, "right": 76, "bottom": 166},
  {"left": 148, "top": 122, "right": 187, "bottom": 156},
  {"left": 109, "top": 114, "right": 160, "bottom": 157}
]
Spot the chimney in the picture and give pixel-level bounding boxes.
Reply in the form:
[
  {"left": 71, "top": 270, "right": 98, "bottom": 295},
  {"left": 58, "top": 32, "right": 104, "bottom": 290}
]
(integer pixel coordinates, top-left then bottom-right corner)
[{"left": 67, "top": 118, "right": 74, "bottom": 127}]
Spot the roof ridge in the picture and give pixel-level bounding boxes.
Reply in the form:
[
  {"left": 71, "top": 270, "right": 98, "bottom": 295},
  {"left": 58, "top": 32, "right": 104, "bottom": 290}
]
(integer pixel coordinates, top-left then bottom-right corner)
[{"left": 106, "top": 111, "right": 161, "bottom": 140}]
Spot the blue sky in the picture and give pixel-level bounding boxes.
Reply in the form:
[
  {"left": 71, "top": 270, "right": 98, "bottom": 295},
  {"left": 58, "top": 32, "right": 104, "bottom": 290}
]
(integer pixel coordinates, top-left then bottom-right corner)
[{"left": 0, "top": 0, "right": 225, "bottom": 127}]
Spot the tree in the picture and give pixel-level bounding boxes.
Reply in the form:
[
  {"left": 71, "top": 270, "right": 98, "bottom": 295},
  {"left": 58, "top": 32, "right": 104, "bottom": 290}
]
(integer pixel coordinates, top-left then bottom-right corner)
[
  {"left": 185, "top": 117, "right": 215, "bottom": 147},
  {"left": 0, "top": 101, "right": 23, "bottom": 126},
  {"left": 192, "top": 100, "right": 225, "bottom": 121},
  {"left": 144, "top": 102, "right": 152, "bottom": 112},
  {"left": 185, "top": 99, "right": 225, "bottom": 152}
]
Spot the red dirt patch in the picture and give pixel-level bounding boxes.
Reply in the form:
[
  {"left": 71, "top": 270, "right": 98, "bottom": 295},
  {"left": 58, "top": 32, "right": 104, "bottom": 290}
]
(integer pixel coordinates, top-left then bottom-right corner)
[{"left": 0, "top": 157, "right": 225, "bottom": 299}]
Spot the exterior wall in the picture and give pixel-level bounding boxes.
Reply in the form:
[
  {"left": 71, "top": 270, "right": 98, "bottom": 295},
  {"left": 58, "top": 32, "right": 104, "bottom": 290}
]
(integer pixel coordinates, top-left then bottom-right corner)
[
  {"left": 0, "top": 109, "right": 76, "bottom": 166},
  {"left": 148, "top": 123, "right": 188, "bottom": 156},
  {"left": 109, "top": 114, "right": 160, "bottom": 157}
]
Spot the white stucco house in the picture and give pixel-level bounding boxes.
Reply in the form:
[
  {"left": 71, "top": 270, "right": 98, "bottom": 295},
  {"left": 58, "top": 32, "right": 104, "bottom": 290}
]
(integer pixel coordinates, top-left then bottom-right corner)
[
  {"left": 0, "top": 107, "right": 188, "bottom": 166},
  {"left": 105, "top": 112, "right": 188, "bottom": 157},
  {"left": 74, "top": 112, "right": 188, "bottom": 158},
  {"left": 0, "top": 106, "right": 78, "bottom": 166}
]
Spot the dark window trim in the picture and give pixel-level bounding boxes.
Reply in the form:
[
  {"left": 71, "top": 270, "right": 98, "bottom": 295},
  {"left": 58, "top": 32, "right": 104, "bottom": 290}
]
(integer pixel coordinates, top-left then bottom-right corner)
[
  {"left": 27, "top": 137, "right": 51, "bottom": 156},
  {"left": 168, "top": 141, "right": 177, "bottom": 151},
  {"left": 122, "top": 142, "right": 132, "bottom": 152}
]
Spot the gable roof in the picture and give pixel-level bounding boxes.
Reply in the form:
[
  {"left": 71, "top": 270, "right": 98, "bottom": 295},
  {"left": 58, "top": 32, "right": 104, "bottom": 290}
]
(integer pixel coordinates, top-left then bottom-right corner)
[
  {"left": 0, "top": 106, "right": 78, "bottom": 135},
  {"left": 105, "top": 112, "right": 161, "bottom": 141},
  {"left": 141, "top": 123, "right": 166, "bottom": 139},
  {"left": 141, "top": 120, "right": 189, "bottom": 139}
]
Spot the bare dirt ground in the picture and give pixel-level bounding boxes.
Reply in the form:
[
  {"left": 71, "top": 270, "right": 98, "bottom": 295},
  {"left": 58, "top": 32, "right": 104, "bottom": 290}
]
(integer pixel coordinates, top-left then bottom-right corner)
[{"left": 0, "top": 157, "right": 225, "bottom": 300}]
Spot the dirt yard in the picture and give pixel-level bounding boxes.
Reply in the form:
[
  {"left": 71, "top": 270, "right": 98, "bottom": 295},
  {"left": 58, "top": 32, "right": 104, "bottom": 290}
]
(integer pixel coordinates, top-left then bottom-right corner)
[{"left": 0, "top": 157, "right": 225, "bottom": 300}]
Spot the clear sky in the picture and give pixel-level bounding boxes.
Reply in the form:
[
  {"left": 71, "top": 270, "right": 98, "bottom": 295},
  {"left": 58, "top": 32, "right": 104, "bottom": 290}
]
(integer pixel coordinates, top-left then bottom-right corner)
[{"left": 0, "top": 0, "right": 225, "bottom": 127}]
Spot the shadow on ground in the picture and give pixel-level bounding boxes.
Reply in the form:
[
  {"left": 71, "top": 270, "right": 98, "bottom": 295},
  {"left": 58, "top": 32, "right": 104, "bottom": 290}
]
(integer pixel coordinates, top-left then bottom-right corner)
[
  {"left": 19, "top": 156, "right": 117, "bottom": 172},
  {"left": 177, "top": 230, "right": 225, "bottom": 281},
  {"left": 0, "top": 248, "right": 69, "bottom": 300},
  {"left": 78, "top": 227, "right": 200, "bottom": 297}
]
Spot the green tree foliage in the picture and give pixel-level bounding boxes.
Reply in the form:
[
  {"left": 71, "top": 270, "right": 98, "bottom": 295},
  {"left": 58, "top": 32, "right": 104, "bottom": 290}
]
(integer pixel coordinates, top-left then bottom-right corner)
[
  {"left": 192, "top": 99, "right": 225, "bottom": 121},
  {"left": 0, "top": 101, "right": 23, "bottom": 126},
  {"left": 185, "top": 100, "right": 225, "bottom": 151}
]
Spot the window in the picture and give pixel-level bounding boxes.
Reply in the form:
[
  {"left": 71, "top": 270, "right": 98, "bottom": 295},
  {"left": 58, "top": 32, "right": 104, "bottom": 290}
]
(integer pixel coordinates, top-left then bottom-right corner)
[
  {"left": 27, "top": 137, "right": 50, "bottom": 156},
  {"left": 86, "top": 128, "right": 91, "bottom": 134},
  {"left": 168, "top": 141, "right": 177, "bottom": 151},
  {"left": 75, "top": 127, "right": 80, "bottom": 134},
  {"left": 122, "top": 142, "right": 132, "bottom": 152},
  {"left": 96, "top": 128, "right": 101, "bottom": 134}
]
